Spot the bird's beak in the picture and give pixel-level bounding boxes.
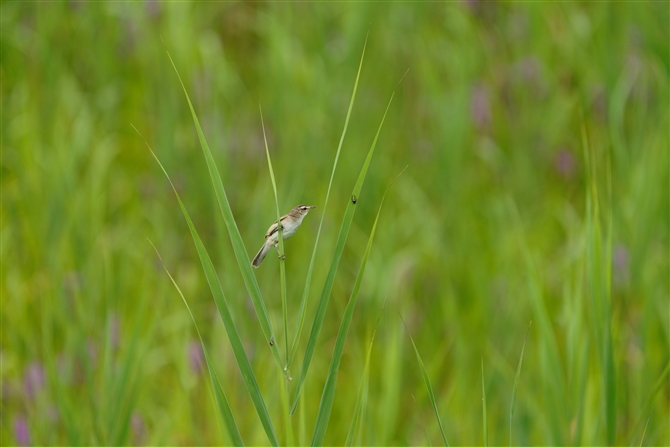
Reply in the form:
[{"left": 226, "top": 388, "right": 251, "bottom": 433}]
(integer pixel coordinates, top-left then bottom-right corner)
[{"left": 307, "top": 206, "right": 316, "bottom": 210}]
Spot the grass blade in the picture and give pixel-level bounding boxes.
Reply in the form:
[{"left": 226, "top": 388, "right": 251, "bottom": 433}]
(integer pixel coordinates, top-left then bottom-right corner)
[
  {"left": 311, "top": 171, "right": 402, "bottom": 446},
  {"left": 278, "top": 369, "right": 295, "bottom": 446},
  {"left": 299, "top": 385, "right": 307, "bottom": 446},
  {"left": 510, "top": 322, "right": 531, "bottom": 447},
  {"left": 630, "top": 362, "right": 670, "bottom": 444},
  {"left": 572, "top": 341, "right": 589, "bottom": 445},
  {"left": 401, "top": 314, "right": 450, "bottom": 447},
  {"left": 149, "top": 241, "right": 244, "bottom": 446},
  {"left": 506, "top": 194, "right": 566, "bottom": 444},
  {"left": 289, "top": 35, "right": 368, "bottom": 368},
  {"left": 163, "top": 46, "right": 285, "bottom": 372},
  {"left": 290, "top": 78, "right": 399, "bottom": 415},
  {"left": 412, "top": 394, "right": 433, "bottom": 447},
  {"left": 638, "top": 414, "right": 650, "bottom": 447},
  {"left": 136, "top": 128, "right": 279, "bottom": 446},
  {"left": 344, "top": 301, "right": 385, "bottom": 447},
  {"left": 259, "top": 105, "right": 290, "bottom": 366},
  {"left": 583, "top": 121, "right": 616, "bottom": 445},
  {"left": 481, "top": 357, "right": 488, "bottom": 447}
]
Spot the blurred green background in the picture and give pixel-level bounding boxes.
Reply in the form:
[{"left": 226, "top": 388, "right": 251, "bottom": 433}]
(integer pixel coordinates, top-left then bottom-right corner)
[{"left": 2, "top": 1, "right": 668, "bottom": 445}]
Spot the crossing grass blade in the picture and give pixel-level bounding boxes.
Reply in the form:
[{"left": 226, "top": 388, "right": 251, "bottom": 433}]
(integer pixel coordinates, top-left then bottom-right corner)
[
  {"left": 135, "top": 128, "right": 279, "bottom": 446},
  {"left": 149, "top": 241, "right": 244, "bottom": 446},
  {"left": 290, "top": 78, "right": 399, "bottom": 416},
  {"left": 259, "top": 105, "right": 290, "bottom": 366},
  {"left": 163, "top": 46, "right": 285, "bottom": 372},
  {"left": 638, "top": 415, "right": 651, "bottom": 447},
  {"left": 344, "top": 302, "right": 384, "bottom": 447},
  {"left": 412, "top": 394, "right": 433, "bottom": 447},
  {"left": 481, "top": 357, "right": 488, "bottom": 447},
  {"left": 288, "top": 35, "right": 368, "bottom": 369},
  {"left": 311, "top": 172, "right": 402, "bottom": 446},
  {"left": 630, "top": 362, "right": 669, "bottom": 444},
  {"left": 401, "top": 314, "right": 450, "bottom": 447},
  {"left": 510, "top": 322, "right": 531, "bottom": 447}
]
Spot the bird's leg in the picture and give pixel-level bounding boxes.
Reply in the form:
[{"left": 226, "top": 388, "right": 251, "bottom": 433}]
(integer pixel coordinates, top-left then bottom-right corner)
[{"left": 274, "top": 243, "right": 286, "bottom": 260}]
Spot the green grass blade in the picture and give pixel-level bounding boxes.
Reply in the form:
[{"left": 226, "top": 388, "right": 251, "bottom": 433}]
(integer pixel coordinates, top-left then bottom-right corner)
[
  {"left": 481, "top": 357, "right": 488, "bottom": 447},
  {"left": 299, "top": 385, "right": 307, "bottom": 446},
  {"left": 583, "top": 122, "right": 616, "bottom": 445},
  {"left": 605, "top": 149, "right": 617, "bottom": 447},
  {"left": 411, "top": 394, "right": 433, "bottom": 447},
  {"left": 638, "top": 415, "right": 650, "bottom": 447},
  {"left": 506, "top": 194, "right": 566, "bottom": 444},
  {"left": 279, "top": 369, "right": 295, "bottom": 446},
  {"left": 510, "top": 322, "right": 531, "bottom": 447},
  {"left": 344, "top": 300, "right": 385, "bottom": 447},
  {"left": 137, "top": 129, "right": 279, "bottom": 446},
  {"left": 311, "top": 172, "right": 401, "bottom": 446},
  {"left": 149, "top": 241, "right": 244, "bottom": 446},
  {"left": 630, "top": 362, "right": 670, "bottom": 444},
  {"left": 401, "top": 315, "right": 449, "bottom": 447},
  {"left": 163, "top": 47, "right": 284, "bottom": 372},
  {"left": 108, "top": 311, "right": 146, "bottom": 444},
  {"left": 573, "top": 341, "right": 589, "bottom": 445},
  {"left": 259, "top": 105, "right": 290, "bottom": 366},
  {"left": 289, "top": 35, "right": 368, "bottom": 368},
  {"left": 290, "top": 82, "right": 397, "bottom": 416}
]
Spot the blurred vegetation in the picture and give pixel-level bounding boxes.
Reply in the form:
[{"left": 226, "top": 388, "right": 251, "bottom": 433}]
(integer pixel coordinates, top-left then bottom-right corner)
[{"left": 2, "top": 1, "right": 668, "bottom": 445}]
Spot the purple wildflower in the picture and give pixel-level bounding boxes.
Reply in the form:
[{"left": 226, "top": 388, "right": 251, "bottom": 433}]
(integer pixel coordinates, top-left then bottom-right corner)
[
  {"left": 187, "top": 340, "right": 205, "bottom": 375},
  {"left": 554, "top": 149, "right": 576, "bottom": 179},
  {"left": 470, "top": 83, "right": 492, "bottom": 131},
  {"left": 86, "top": 339, "right": 99, "bottom": 367},
  {"left": 131, "top": 410, "right": 147, "bottom": 445},
  {"left": 613, "top": 244, "right": 630, "bottom": 286},
  {"left": 24, "top": 362, "right": 45, "bottom": 399},
  {"left": 14, "top": 416, "right": 31, "bottom": 446},
  {"left": 145, "top": 0, "right": 162, "bottom": 18}
]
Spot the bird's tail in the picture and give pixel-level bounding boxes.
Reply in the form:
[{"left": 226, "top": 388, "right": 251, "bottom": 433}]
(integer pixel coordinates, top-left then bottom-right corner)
[{"left": 252, "top": 241, "right": 272, "bottom": 268}]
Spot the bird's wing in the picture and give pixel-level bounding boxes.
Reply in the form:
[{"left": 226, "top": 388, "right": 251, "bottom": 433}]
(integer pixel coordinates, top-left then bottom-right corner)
[{"left": 265, "top": 215, "right": 288, "bottom": 239}]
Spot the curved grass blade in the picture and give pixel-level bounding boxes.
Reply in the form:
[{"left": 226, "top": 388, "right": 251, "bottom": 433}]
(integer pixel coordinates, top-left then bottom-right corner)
[
  {"left": 401, "top": 314, "right": 450, "bottom": 447},
  {"left": 289, "top": 35, "right": 368, "bottom": 368},
  {"left": 510, "top": 322, "right": 531, "bottom": 447},
  {"left": 311, "top": 171, "right": 403, "bottom": 446},
  {"left": 344, "top": 300, "right": 385, "bottom": 447},
  {"left": 163, "top": 46, "right": 284, "bottom": 372},
  {"left": 290, "top": 79, "right": 399, "bottom": 416},
  {"left": 149, "top": 241, "right": 243, "bottom": 446},
  {"left": 135, "top": 128, "right": 279, "bottom": 446},
  {"left": 259, "top": 105, "right": 290, "bottom": 366},
  {"left": 482, "top": 357, "right": 488, "bottom": 447}
]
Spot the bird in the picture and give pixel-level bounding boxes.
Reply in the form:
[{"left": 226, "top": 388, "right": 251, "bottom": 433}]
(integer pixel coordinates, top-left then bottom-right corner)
[{"left": 251, "top": 205, "right": 316, "bottom": 268}]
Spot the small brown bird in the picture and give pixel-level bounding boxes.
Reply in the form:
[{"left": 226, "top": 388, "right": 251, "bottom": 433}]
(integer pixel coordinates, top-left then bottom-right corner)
[{"left": 251, "top": 205, "right": 316, "bottom": 268}]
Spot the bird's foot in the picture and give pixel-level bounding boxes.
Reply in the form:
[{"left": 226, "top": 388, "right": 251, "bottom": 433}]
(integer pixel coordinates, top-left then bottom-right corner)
[{"left": 278, "top": 254, "right": 286, "bottom": 260}]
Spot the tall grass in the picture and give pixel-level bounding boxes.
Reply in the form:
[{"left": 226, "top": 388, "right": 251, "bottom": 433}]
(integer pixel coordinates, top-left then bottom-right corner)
[{"left": 4, "top": 2, "right": 668, "bottom": 445}]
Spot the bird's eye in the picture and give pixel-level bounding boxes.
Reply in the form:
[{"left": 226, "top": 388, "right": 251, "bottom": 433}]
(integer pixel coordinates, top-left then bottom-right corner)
[{"left": 300, "top": 206, "right": 307, "bottom": 210}]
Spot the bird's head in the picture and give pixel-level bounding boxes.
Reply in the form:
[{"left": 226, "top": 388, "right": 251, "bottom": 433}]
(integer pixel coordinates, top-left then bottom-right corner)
[{"left": 294, "top": 205, "right": 316, "bottom": 216}]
